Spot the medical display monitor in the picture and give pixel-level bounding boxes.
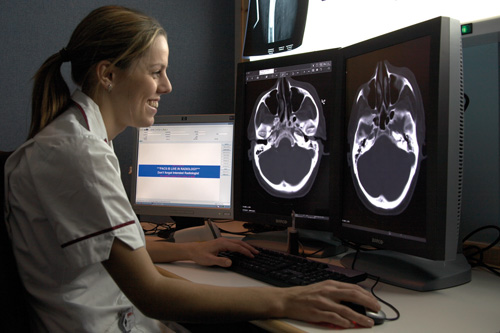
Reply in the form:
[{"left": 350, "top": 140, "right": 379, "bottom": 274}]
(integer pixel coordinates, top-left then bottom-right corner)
[
  {"left": 130, "top": 114, "right": 235, "bottom": 221},
  {"left": 337, "top": 17, "right": 470, "bottom": 290},
  {"left": 234, "top": 48, "right": 341, "bottom": 233}
]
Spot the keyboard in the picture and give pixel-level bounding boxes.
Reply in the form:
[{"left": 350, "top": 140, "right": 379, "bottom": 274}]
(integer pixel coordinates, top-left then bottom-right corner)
[{"left": 219, "top": 246, "right": 367, "bottom": 287}]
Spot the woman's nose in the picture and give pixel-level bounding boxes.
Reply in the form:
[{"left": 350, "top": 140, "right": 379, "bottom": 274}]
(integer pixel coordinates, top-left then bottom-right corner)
[{"left": 159, "top": 75, "right": 172, "bottom": 94}]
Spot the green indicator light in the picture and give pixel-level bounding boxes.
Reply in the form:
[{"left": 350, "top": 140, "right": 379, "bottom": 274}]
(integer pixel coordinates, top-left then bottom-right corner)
[{"left": 461, "top": 23, "right": 473, "bottom": 35}]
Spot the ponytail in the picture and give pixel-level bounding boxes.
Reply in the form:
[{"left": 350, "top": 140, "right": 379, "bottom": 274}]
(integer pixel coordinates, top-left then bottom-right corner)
[
  {"left": 28, "top": 5, "right": 166, "bottom": 140},
  {"left": 28, "top": 51, "right": 71, "bottom": 139}
]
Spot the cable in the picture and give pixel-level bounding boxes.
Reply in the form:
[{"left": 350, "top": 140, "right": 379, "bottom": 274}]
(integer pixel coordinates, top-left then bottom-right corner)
[
  {"left": 302, "top": 244, "right": 325, "bottom": 258},
  {"left": 345, "top": 246, "right": 400, "bottom": 322},
  {"left": 369, "top": 276, "right": 400, "bottom": 322},
  {"left": 141, "top": 222, "right": 175, "bottom": 236},
  {"left": 462, "top": 225, "right": 500, "bottom": 276},
  {"left": 337, "top": 224, "right": 500, "bottom": 324}
]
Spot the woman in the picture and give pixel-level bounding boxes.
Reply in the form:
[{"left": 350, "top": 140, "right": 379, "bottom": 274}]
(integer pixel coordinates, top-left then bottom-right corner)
[{"left": 4, "top": 5, "right": 380, "bottom": 332}]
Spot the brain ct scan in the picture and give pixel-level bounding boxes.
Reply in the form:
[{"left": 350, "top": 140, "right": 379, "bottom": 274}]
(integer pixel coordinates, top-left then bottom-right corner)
[
  {"left": 347, "top": 60, "right": 425, "bottom": 215},
  {"left": 247, "top": 76, "right": 327, "bottom": 198}
]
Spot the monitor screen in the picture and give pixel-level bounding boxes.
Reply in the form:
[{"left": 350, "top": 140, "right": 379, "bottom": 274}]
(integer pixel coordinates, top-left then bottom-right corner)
[
  {"left": 342, "top": 35, "right": 431, "bottom": 253},
  {"left": 242, "top": 0, "right": 309, "bottom": 58},
  {"left": 234, "top": 48, "right": 342, "bottom": 235},
  {"left": 336, "top": 17, "right": 470, "bottom": 290},
  {"left": 130, "top": 114, "right": 235, "bottom": 221}
]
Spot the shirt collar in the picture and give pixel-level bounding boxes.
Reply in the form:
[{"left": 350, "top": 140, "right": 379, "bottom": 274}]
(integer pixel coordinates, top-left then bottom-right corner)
[{"left": 71, "top": 90, "right": 110, "bottom": 145}]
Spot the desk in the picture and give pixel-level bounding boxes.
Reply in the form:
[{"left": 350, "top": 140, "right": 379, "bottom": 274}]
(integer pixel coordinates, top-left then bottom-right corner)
[
  {"left": 156, "top": 222, "right": 500, "bottom": 333},
  {"left": 151, "top": 221, "right": 500, "bottom": 332},
  {"left": 157, "top": 261, "right": 499, "bottom": 332}
]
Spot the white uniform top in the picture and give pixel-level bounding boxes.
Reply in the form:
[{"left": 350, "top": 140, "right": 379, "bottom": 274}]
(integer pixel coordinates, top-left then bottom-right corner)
[{"left": 4, "top": 91, "right": 169, "bottom": 333}]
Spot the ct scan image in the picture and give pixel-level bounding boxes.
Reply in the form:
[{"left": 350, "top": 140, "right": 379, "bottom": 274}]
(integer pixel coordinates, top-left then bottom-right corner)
[
  {"left": 347, "top": 60, "right": 425, "bottom": 215},
  {"left": 247, "top": 76, "right": 327, "bottom": 199}
]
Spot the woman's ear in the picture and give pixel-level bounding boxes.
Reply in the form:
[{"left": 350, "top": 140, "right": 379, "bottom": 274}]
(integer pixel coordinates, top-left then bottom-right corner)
[{"left": 95, "top": 60, "right": 114, "bottom": 93}]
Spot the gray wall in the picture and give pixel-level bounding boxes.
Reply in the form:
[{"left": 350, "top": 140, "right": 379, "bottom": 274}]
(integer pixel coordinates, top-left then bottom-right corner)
[
  {"left": 0, "top": 0, "right": 236, "bottom": 193},
  {"left": 461, "top": 41, "right": 500, "bottom": 243}
]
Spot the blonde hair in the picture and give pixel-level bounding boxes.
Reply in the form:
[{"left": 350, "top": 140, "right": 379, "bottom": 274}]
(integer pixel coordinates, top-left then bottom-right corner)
[{"left": 29, "top": 5, "right": 166, "bottom": 139}]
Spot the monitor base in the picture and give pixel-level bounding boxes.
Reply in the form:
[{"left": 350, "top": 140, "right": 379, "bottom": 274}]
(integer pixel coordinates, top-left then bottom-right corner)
[
  {"left": 340, "top": 250, "right": 472, "bottom": 291},
  {"left": 172, "top": 216, "right": 205, "bottom": 231}
]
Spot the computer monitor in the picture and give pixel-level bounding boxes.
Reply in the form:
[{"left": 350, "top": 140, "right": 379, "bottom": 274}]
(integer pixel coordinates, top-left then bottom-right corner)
[
  {"left": 242, "top": 0, "right": 309, "bottom": 58},
  {"left": 130, "top": 114, "right": 235, "bottom": 228},
  {"left": 336, "top": 17, "right": 471, "bottom": 291},
  {"left": 234, "top": 48, "right": 345, "bottom": 256}
]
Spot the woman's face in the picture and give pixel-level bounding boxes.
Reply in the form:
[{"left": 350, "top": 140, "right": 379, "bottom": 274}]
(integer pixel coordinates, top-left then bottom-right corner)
[{"left": 110, "top": 35, "right": 172, "bottom": 130}]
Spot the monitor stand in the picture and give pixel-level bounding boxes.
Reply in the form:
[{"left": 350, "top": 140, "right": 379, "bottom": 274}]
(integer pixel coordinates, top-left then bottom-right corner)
[
  {"left": 172, "top": 216, "right": 205, "bottom": 231},
  {"left": 243, "top": 228, "right": 346, "bottom": 258},
  {"left": 138, "top": 215, "right": 205, "bottom": 238},
  {"left": 340, "top": 250, "right": 472, "bottom": 291}
]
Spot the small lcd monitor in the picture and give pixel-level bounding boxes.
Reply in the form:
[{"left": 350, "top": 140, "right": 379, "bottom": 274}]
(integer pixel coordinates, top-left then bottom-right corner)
[
  {"left": 242, "top": 0, "right": 309, "bottom": 58},
  {"left": 234, "top": 48, "right": 345, "bottom": 255},
  {"left": 130, "top": 114, "right": 235, "bottom": 228},
  {"left": 336, "top": 17, "right": 471, "bottom": 290}
]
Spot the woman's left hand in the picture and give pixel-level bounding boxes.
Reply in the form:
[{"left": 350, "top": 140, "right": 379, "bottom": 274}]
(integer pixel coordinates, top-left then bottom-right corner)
[{"left": 189, "top": 238, "right": 259, "bottom": 267}]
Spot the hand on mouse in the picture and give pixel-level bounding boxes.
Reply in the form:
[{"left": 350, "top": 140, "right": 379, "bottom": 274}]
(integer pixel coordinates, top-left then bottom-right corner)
[
  {"left": 187, "top": 238, "right": 259, "bottom": 267},
  {"left": 282, "top": 280, "right": 381, "bottom": 329}
]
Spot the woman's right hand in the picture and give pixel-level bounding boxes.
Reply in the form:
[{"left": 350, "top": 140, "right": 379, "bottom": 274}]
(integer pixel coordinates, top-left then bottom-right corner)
[{"left": 280, "top": 280, "right": 381, "bottom": 329}]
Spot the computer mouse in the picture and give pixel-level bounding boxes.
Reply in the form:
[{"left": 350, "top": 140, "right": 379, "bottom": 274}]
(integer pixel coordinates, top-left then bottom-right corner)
[
  {"left": 365, "top": 308, "right": 386, "bottom": 325},
  {"left": 341, "top": 301, "right": 386, "bottom": 325}
]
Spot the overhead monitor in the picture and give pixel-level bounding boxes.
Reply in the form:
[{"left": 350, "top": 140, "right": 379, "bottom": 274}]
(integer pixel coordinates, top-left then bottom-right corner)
[{"left": 242, "top": 0, "right": 309, "bottom": 58}]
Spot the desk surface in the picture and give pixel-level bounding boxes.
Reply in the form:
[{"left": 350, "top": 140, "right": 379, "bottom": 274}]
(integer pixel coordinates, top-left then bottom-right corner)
[
  {"left": 158, "top": 256, "right": 500, "bottom": 332},
  {"left": 152, "top": 220, "right": 500, "bottom": 332}
]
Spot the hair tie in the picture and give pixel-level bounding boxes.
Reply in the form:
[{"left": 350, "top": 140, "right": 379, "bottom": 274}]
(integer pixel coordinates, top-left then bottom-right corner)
[{"left": 59, "top": 47, "right": 71, "bottom": 63}]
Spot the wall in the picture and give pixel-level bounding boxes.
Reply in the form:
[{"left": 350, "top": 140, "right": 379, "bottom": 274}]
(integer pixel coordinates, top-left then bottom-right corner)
[
  {"left": 0, "top": 0, "right": 236, "bottom": 193},
  {"left": 461, "top": 41, "right": 500, "bottom": 243}
]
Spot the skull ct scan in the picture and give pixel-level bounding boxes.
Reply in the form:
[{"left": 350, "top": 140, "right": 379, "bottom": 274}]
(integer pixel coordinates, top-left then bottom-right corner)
[
  {"left": 347, "top": 60, "right": 425, "bottom": 215},
  {"left": 247, "top": 76, "right": 327, "bottom": 199}
]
